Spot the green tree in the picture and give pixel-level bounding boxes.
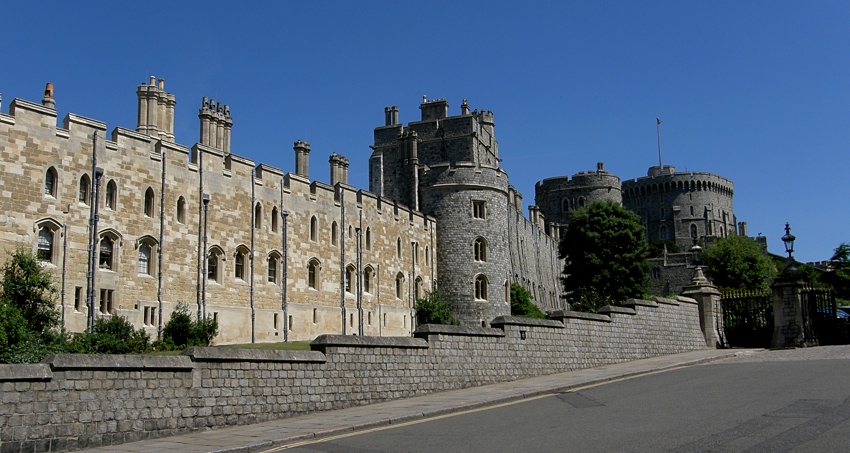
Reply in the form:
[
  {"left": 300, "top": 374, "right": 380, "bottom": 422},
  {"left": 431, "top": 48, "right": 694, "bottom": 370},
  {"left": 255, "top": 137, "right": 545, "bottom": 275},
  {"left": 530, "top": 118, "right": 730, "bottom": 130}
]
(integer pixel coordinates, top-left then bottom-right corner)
[
  {"left": 702, "top": 235, "right": 776, "bottom": 290},
  {"left": 0, "top": 247, "right": 59, "bottom": 334},
  {"left": 0, "top": 248, "right": 65, "bottom": 363},
  {"left": 509, "top": 283, "right": 546, "bottom": 319},
  {"left": 559, "top": 201, "right": 649, "bottom": 312},
  {"left": 824, "top": 243, "right": 850, "bottom": 304},
  {"left": 414, "top": 290, "right": 458, "bottom": 325}
]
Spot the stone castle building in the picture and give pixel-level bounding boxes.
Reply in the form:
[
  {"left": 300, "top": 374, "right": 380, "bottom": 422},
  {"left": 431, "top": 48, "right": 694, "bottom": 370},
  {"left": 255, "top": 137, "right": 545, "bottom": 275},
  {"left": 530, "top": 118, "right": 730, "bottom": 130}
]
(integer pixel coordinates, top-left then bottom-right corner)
[{"left": 0, "top": 79, "right": 564, "bottom": 343}]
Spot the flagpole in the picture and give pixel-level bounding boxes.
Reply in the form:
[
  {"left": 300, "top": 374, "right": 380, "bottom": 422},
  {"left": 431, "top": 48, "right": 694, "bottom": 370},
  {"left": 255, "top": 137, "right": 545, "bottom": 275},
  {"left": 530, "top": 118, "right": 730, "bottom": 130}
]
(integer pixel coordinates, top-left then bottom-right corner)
[{"left": 656, "top": 118, "right": 663, "bottom": 167}]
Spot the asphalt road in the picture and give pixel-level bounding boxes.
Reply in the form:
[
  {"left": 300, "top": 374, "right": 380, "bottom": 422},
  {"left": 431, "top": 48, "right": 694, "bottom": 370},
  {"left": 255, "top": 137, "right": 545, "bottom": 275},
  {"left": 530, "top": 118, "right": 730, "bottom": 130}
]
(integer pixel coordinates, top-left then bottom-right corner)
[{"left": 276, "top": 349, "right": 850, "bottom": 453}]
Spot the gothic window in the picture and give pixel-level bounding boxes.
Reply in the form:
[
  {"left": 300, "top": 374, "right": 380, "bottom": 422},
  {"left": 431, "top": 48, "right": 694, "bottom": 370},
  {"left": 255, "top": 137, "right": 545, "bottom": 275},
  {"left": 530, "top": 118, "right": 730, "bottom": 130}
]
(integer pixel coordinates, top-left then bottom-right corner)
[
  {"left": 271, "top": 207, "right": 279, "bottom": 233},
  {"left": 345, "top": 264, "right": 355, "bottom": 293},
  {"left": 138, "top": 242, "right": 152, "bottom": 275},
  {"left": 267, "top": 253, "right": 280, "bottom": 284},
  {"left": 331, "top": 222, "right": 339, "bottom": 246},
  {"left": 395, "top": 272, "right": 404, "bottom": 299},
  {"left": 234, "top": 248, "right": 248, "bottom": 281},
  {"left": 414, "top": 277, "right": 422, "bottom": 300},
  {"left": 207, "top": 248, "right": 222, "bottom": 282},
  {"left": 37, "top": 225, "right": 55, "bottom": 263},
  {"left": 363, "top": 266, "right": 373, "bottom": 294},
  {"left": 310, "top": 216, "right": 318, "bottom": 242},
  {"left": 99, "top": 289, "right": 114, "bottom": 315},
  {"left": 397, "top": 238, "right": 402, "bottom": 260},
  {"left": 44, "top": 167, "right": 58, "bottom": 197},
  {"left": 144, "top": 187, "right": 155, "bottom": 217},
  {"left": 660, "top": 225, "right": 668, "bottom": 240},
  {"left": 254, "top": 203, "right": 262, "bottom": 229},
  {"left": 473, "top": 237, "right": 487, "bottom": 262},
  {"left": 578, "top": 197, "right": 585, "bottom": 208},
  {"left": 474, "top": 274, "right": 488, "bottom": 300},
  {"left": 425, "top": 246, "right": 430, "bottom": 266},
  {"left": 412, "top": 242, "right": 419, "bottom": 265},
  {"left": 308, "top": 258, "right": 320, "bottom": 290},
  {"left": 105, "top": 180, "right": 117, "bottom": 210},
  {"left": 79, "top": 174, "right": 90, "bottom": 204},
  {"left": 562, "top": 198, "right": 569, "bottom": 212},
  {"left": 99, "top": 236, "right": 115, "bottom": 270},
  {"left": 365, "top": 227, "right": 372, "bottom": 250},
  {"left": 690, "top": 223, "right": 698, "bottom": 239},
  {"left": 472, "top": 200, "right": 486, "bottom": 219},
  {"left": 176, "top": 196, "right": 187, "bottom": 224}
]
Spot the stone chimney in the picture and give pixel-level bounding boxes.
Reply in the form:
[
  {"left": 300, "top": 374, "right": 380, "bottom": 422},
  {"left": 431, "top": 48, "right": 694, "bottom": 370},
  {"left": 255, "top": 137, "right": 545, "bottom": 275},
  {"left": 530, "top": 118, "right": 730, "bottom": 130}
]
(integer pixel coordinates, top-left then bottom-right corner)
[
  {"left": 136, "top": 76, "right": 176, "bottom": 141},
  {"left": 41, "top": 83, "right": 55, "bottom": 109},
  {"left": 294, "top": 140, "right": 311, "bottom": 178}
]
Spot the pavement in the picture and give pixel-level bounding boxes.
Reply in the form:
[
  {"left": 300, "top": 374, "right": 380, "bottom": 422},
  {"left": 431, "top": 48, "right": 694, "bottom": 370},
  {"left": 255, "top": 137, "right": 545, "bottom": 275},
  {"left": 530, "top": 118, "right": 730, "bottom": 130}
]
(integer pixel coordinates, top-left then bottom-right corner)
[{"left": 77, "top": 348, "right": 762, "bottom": 453}]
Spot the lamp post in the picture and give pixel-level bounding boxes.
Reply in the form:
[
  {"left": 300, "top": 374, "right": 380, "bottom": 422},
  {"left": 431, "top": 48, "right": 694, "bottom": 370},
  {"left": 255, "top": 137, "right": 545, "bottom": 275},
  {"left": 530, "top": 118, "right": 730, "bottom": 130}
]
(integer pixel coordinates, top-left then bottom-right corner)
[
  {"left": 781, "top": 222, "right": 798, "bottom": 274},
  {"left": 688, "top": 243, "right": 708, "bottom": 284}
]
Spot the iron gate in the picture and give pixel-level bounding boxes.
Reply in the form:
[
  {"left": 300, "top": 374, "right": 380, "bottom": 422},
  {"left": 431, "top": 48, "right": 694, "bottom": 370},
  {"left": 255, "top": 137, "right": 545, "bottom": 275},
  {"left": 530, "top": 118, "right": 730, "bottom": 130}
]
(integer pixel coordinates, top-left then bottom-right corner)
[{"left": 720, "top": 290, "right": 773, "bottom": 348}]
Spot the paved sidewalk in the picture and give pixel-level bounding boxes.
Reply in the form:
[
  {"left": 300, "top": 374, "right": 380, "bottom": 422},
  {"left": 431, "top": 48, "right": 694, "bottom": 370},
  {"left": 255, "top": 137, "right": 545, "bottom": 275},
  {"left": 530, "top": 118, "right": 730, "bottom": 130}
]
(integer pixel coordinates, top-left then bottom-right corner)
[{"left": 78, "top": 348, "right": 759, "bottom": 453}]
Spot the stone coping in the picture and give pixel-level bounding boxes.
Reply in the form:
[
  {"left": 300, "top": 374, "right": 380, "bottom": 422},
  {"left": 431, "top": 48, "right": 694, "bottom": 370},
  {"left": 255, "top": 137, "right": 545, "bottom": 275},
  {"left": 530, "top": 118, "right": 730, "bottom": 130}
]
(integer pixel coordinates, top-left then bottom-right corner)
[
  {"left": 183, "top": 347, "right": 326, "bottom": 363},
  {"left": 413, "top": 324, "right": 506, "bottom": 338},
  {"left": 311, "top": 334, "right": 428, "bottom": 349},
  {"left": 0, "top": 363, "right": 52, "bottom": 381},
  {"left": 673, "top": 295, "right": 700, "bottom": 305},
  {"left": 490, "top": 316, "right": 564, "bottom": 329},
  {"left": 598, "top": 305, "right": 637, "bottom": 316},
  {"left": 549, "top": 310, "right": 613, "bottom": 323},
  {"left": 44, "top": 354, "right": 193, "bottom": 371},
  {"left": 655, "top": 296, "right": 683, "bottom": 305},
  {"left": 623, "top": 298, "right": 660, "bottom": 308}
]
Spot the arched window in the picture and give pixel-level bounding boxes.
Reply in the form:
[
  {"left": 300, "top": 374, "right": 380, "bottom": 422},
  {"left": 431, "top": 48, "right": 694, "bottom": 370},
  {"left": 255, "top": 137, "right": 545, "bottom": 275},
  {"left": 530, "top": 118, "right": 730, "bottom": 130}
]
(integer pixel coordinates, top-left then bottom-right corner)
[
  {"left": 207, "top": 248, "right": 222, "bottom": 282},
  {"left": 99, "top": 236, "right": 115, "bottom": 270},
  {"left": 310, "top": 216, "right": 318, "bottom": 242},
  {"left": 365, "top": 227, "right": 372, "bottom": 250},
  {"left": 44, "top": 167, "right": 58, "bottom": 197},
  {"left": 234, "top": 247, "right": 249, "bottom": 281},
  {"left": 105, "top": 180, "right": 117, "bottom": 210},
  {"left": 562, "top": 198, "right": 570, "bottom": 212},
  {"left": 690, "top": 223, "right": 698, "bottom": 239},
  {"left": 331, "top": 221, "right": 339, "bottom": 246},
  {"left": 348, "top": 225, "right": 353, "bottom": 239},
  {"left": 578, "top": 197, "right": 585, "bottom": 208},
  {"left": 267, "top": 252, "right": 280, "bottom": 284},
  {"left": 138, "top": 240, "right": 157, "bottom": 276},
  {"left": 144, "top": 187, "right": 155, "bottom": 217},
  {"left": 414, "top": 277, "right": 423, "bottom": 300},
  {"left": 345, "top": 264, "right": 355, "bottom": 293},
  {"left": 425, "top": 246, "right": 429, "bottom": 266},
  {"left": 37, "top": 225, "right": 56, "bottom": 263},
  {"left": 473, "top": 237, "right": 487, "bottom": 262},
  {"left": 395, "top": 272, "right": 404, "bottom": 299},
  {"left": 79, "top": 174, "right": 90, "bottom": 204},
  {"left": 363, "top": 266, "right": 373, "bottom": 294},
  {"left": 176, "top": 196, "right": 187, "bottom": 224},
  {"left": 659, "top": 225, "right": 668, "bottom": 240},
  {"left": 271, "top": 207, "right": 279, "bottom": 233},
  {"left": 474, "top": 275, "right": 488, "bottom": 300},
  {"left": 307, "top": 258, "right": 320, "bottom": 290},
  {"left": 254, "top": 203, "right": 262, "bottom": 229}
]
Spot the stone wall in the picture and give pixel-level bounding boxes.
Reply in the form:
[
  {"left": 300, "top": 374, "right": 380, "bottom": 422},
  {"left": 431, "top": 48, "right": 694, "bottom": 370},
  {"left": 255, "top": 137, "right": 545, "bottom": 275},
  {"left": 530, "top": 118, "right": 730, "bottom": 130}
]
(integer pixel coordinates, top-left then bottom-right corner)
[{"left": 0, "top": 296, "right": 707, "bottom": 452}]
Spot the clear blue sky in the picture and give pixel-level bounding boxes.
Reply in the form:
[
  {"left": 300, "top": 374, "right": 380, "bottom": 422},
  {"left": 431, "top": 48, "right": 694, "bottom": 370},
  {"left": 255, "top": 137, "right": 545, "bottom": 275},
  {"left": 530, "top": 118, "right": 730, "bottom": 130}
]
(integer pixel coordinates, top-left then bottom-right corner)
[{"left": 3, "top": 1, "right": 847, "bottom": 263}]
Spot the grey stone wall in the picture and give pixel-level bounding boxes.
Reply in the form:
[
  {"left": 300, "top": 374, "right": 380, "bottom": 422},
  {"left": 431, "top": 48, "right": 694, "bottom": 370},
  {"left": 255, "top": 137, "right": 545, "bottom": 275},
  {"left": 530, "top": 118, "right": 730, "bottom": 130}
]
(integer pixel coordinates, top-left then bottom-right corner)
[
  {"left": 0, "top": 296, "right": 707, "bottom": 452},
  {"left": 535, "top": 164, "right": 622, "bottom": 228}
]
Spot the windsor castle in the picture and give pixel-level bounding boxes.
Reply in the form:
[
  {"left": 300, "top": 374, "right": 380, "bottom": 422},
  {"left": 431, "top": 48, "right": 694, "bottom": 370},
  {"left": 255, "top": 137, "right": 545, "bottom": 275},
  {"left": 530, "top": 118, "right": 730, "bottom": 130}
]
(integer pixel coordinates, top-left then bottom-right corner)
[{"left": 0, "top": 78, "right": 740, "bottom": 344}]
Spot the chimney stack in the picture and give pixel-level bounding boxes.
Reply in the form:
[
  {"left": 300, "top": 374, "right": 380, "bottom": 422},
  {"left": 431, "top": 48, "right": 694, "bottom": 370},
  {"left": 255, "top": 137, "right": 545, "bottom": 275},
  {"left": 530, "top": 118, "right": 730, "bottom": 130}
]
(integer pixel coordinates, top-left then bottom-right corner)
[{"left": 294, "top": 140, "right": 311, "bottom": 178}]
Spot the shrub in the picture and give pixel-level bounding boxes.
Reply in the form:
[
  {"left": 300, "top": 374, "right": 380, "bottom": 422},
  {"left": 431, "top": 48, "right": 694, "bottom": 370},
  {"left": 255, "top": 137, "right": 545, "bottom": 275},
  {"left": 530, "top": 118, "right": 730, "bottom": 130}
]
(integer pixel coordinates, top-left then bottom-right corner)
[
  {"left": 162, "top": 302, "right": 219, "bottom": 349},
  {"left": 510, "top": 283, "right": 546, "bottom": 319},
  {"left": 68, "top": 315, "right": 151, "bottom": 354},
  {"left": 415, "top": 291, "right": 458, "bottom": 325}
]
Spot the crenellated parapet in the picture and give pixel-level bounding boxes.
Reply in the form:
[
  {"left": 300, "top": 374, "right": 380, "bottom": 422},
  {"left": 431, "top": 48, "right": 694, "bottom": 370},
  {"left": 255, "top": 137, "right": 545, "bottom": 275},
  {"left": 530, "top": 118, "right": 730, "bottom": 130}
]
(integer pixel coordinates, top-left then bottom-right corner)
[{"left": 535, "top": 161, "right": 622, "bottom": 230}]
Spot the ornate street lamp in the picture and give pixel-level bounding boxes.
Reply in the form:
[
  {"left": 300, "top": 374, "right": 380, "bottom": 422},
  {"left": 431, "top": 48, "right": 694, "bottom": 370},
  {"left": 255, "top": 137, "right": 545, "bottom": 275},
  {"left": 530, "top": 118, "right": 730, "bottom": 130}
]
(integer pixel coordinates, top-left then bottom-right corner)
[
  {"left": 781, "top": 222, "right": 798, "bottom": 274},
  {"left": 689, "top": 244, "right": 702, "bottom": 266},
  {"left": 688, "top": 243, "right": 708, "bottom": 284}
]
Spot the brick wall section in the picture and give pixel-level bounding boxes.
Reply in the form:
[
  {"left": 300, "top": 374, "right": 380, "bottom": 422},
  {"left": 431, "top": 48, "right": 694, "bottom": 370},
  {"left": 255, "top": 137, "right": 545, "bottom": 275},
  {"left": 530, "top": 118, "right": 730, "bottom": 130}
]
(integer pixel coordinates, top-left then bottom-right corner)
[{"left": 0, "top": 296, "right": 707, "bottom": 452}]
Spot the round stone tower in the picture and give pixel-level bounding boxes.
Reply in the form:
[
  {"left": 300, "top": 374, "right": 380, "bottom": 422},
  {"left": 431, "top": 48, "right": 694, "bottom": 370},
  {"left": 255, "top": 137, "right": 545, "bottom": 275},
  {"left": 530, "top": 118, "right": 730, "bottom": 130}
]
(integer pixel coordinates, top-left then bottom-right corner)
[
  {"left": 370, "top": 99, "right": 511, "bottom": 325},
  {"left": 621, "top": 165, "right": 735, "bottom": 251},
  {"left": 534, "top": 162, "right": 622, "bottom": 231}
]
